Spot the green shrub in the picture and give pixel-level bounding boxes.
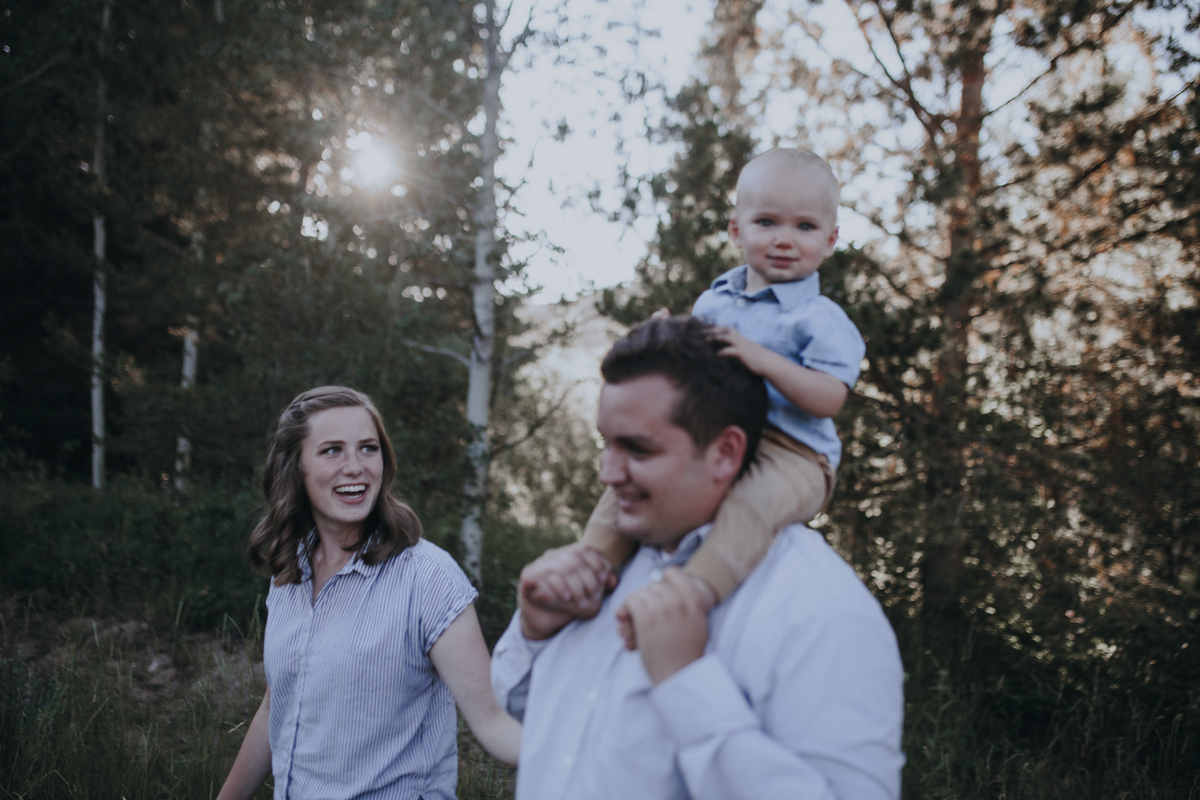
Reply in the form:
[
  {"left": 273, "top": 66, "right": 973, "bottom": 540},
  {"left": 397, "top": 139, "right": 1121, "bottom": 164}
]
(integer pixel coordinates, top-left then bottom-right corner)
[{"left": 0, "top": 478, "right": 266, "bottom": 629}]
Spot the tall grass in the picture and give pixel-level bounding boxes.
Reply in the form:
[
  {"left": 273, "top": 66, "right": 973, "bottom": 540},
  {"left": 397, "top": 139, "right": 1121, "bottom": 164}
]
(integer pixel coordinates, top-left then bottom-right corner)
[
  {"left": 898, "top": 619, "right": 1200, "bottom": 800},
  {"left": 0, "top": 606, "right": 515, "bottom": 799}
]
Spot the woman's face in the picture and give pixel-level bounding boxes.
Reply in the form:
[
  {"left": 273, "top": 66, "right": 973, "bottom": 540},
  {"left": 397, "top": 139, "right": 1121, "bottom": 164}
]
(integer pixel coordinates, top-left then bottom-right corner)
[{"left": 300, "top": 406, "right": 384, "bottom": 540}]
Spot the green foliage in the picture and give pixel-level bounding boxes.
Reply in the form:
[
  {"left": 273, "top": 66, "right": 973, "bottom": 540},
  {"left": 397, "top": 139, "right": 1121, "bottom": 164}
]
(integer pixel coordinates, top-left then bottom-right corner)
[
  {"left": 598, "top": 82, "right": 756, "bottom": 323},
  {"left": 0, "top": 477, "right": 266, "bottom": 629}
]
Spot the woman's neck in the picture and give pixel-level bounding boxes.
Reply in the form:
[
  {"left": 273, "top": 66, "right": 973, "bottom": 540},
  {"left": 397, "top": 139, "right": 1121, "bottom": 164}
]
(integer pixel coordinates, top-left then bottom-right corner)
[{"left": 310, "top": 523, "right": 361, "bottom": 598}]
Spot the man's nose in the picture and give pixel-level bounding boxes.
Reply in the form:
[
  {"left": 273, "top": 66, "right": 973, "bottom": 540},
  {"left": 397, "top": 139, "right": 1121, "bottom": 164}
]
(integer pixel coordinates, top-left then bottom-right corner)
[{"left": 598, "top": 448, "right": 624, "bottom": 486}]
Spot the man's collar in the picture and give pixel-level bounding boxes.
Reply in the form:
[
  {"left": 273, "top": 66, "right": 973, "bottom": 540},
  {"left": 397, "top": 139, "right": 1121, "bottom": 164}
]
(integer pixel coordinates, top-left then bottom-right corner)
[
  {"left": 648, "top": 523, "right": 712, "bottom": 568},
  {"left": 711, "top": 265, "right": 822, "bottom": 310}
]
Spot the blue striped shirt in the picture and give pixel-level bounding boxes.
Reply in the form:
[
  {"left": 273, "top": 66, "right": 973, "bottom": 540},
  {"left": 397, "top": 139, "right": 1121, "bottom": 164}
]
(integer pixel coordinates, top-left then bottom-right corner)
[{"left": 264, "top": 538, "right": 477, "bottom": 800}]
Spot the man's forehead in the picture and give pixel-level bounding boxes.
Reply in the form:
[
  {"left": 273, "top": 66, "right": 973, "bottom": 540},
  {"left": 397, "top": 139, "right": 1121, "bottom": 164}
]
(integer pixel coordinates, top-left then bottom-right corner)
[{"left": 598, "top": 374, "right": 683, "bottom": 428}]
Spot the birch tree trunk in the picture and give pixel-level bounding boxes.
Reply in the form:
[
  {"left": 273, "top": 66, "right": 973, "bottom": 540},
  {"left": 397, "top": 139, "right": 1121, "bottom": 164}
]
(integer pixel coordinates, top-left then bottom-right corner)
[
  {"left": 460, "top": 0, "right": 504, "bottom": 585},
  {"left": 173, "top": 315, "right": 198, "bottom": 491},
  {"left": 91, "top": 0, "right": 113, "bottom": 490}
]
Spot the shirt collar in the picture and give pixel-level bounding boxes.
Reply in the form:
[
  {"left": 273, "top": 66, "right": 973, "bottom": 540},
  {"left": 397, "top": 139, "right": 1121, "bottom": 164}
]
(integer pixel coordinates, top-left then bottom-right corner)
[
  {"left": 296, "top": 529, "right": 381, "bottom": 582},
  {"left": 645, "top": 523, "right": 712, "bottom": 569},
  {"left": 711, "top": 265, "right": 822, "bottom": 310}
]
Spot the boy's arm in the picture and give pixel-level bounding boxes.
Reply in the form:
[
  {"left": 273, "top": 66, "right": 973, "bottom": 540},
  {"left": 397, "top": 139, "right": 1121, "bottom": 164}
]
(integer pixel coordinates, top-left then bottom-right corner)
[{"left": 710, "top": 327, "right": 848, "bottom": 418}]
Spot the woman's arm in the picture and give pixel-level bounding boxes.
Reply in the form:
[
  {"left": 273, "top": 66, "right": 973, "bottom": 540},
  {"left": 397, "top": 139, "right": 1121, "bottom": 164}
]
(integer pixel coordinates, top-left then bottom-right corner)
[
  {"left": 216, "top": 688, "right": 273, "bottom": 800},
  {"left": 429, "top": 603, "right": 522, "bottom": 765}
]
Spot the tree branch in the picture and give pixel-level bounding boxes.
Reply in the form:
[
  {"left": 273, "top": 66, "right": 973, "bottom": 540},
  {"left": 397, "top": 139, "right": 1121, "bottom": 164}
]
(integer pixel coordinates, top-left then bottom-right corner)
[
  {"left": 851, "top": 3, "right": 945, "bottom": 142},
  {"left": 405, "top": 339, "right": 470, "bottom": 367},
  {"left": 0, "top": 51, "right": 67, "bottom": 97},
  {"left": 490, "top": 385, "right": 574, "bottom": 457},
  {"left": 496, "top": 2, "right": 537, "bottom": 72}
]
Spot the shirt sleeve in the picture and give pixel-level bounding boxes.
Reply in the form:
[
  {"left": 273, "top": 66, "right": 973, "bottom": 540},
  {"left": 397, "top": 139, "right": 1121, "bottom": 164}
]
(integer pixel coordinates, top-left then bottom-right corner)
[
  {"left": 413, "top": 546, "right": 479, "bottom": 654},
  {"left": 691, "top": 288, "right": 718, "bottom": 322},
  {"left": 490, "top": 610, "right": 552, "bottom": 722},
  {"left": 649, "top": 603, "right": 904, "bottom": 800},
  {"left": 797, "top": 299, "right": 866, "bottom": 388}
]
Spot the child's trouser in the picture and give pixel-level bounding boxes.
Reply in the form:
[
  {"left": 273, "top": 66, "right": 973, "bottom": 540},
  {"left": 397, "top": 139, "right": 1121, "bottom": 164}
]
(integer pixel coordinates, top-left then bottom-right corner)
[{"left": 580, "top": 427, "right": 836, "bottom": 602}]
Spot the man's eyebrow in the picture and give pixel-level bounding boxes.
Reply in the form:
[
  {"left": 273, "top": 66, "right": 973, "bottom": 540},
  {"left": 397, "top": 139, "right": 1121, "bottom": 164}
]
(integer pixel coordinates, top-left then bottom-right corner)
[{"left": 613, "top": 434, "right": 657, "bottom": 450}]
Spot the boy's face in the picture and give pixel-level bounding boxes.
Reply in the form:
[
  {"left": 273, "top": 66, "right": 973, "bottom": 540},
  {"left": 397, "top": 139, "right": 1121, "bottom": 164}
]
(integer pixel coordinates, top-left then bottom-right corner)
[{"left": 729, "top": 162, "right": 839, "bottom": 293}]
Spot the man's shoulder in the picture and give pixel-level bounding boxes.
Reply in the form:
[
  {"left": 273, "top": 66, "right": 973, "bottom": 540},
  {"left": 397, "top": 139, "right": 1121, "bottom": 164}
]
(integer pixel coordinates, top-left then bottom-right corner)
[{"left": 730, "top": 524, "right": 886, "bottom": 623}]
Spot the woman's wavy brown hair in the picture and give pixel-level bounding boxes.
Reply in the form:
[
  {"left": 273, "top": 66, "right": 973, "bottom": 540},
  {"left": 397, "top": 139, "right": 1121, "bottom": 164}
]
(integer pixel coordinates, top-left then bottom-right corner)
[{"left": 247, "top": 386, "right": 421, "bottom": 586}]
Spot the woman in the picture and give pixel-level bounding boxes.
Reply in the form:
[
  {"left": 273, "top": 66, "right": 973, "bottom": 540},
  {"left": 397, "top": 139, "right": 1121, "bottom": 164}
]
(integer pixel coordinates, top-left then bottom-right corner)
[{"left": 217, "top": 386, "right": 519, "bottom": 800}]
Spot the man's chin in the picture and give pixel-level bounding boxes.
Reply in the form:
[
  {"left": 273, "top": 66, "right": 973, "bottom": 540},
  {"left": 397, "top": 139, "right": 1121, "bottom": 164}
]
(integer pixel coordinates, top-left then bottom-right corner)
[{"left": 614, "top": 513, "right": 650, "bottom": 543}]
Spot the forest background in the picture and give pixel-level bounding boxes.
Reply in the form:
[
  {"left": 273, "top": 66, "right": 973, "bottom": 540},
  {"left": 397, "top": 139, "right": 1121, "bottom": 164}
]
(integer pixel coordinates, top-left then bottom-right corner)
[{"left": 1, "top": 0, "right": 1198, "bottom": 798}]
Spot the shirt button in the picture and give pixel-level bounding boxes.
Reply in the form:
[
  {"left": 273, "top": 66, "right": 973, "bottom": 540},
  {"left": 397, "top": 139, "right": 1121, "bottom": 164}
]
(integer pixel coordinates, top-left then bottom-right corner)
[
  {"left": 649, "top": 568, "right": 663, "bottom": 582},
  {"left": 562, "top": 754, "right": 574, "bottom": 767},
  {"left": 736, "top": 298, "right": 747, "bottom": 308}
]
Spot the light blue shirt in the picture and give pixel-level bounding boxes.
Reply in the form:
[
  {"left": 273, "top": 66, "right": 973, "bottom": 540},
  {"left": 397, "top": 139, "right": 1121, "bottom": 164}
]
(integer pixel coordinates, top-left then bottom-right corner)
[
  {"left": 492, "top": 524, "right": 905, "bottom": 800},
  {"left": 264, "top": 538, "right": 477, "bottom": 800},
  {"left": 692, "top": 266, "right": 866, "bottom": 468}
]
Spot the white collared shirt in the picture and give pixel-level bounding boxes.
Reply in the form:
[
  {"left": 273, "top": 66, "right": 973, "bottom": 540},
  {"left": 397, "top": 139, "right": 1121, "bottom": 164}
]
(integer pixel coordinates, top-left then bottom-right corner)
[{"left": 492, "top": 524, "right": 905, "bottom": 800}]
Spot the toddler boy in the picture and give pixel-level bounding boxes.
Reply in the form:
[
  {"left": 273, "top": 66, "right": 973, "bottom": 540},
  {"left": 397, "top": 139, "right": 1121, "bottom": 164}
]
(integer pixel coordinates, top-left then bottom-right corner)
[{"left": 543, "top": 148, "right": 865, "bottom": 621}]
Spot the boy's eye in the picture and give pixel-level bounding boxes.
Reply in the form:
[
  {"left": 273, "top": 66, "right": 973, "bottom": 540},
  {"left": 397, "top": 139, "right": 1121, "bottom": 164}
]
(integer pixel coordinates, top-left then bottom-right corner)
[
  {"left": 755, "top": 218, "right": 774, "bottom": 227},
  {"left": 798, "top": 222, "right": 816, "bottom": 231}
]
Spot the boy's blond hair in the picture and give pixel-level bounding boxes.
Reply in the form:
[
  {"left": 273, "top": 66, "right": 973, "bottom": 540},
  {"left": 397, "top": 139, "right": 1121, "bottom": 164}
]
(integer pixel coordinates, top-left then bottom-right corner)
[{"left": 734, "top": 148, "right": 839, "bottom": 221}]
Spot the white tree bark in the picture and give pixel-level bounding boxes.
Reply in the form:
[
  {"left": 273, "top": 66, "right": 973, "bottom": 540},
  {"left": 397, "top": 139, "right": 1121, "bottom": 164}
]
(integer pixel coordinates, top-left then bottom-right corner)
[
  {"left": 91, "top": 0, "right": 112, "bottom": 490},
  {"left": 459, "top": 0, "right": 505, "bottom": 585},
  {"left": 173, "top": 315, "right": 199, "bottom": 491}
]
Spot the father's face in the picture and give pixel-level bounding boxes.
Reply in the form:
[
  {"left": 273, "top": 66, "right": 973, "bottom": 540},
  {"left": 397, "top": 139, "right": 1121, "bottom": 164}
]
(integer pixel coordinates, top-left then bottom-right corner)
[{"left": 596, "top": 374, "right": 731, "bottom": 551}]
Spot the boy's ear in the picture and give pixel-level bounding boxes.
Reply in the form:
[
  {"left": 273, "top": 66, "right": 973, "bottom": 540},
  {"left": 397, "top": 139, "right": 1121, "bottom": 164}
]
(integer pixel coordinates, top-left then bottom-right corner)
[
  {"left": 727, "top": 217, "right": 741, "bottom": 246},
  {"left": 824, "top": 225, "right": 839, "bottom": 256}
]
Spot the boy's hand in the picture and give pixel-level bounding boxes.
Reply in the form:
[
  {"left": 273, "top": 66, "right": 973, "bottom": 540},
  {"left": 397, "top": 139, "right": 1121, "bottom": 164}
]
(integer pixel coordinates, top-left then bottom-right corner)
[
  {"left": 650, "top": 307, "right": 671, "bottom": 320},
  {"left": 614, "top": 570, "right": 716, "bottom": 651},
  {"left": 707, "top": 326, "right": 777, "bottom": 376},
  {"left": 518, "top": 544, "right": 617, "bottom": 640},
  {"left": 618, "top": 567, "right": 713, "bottom": 684}
]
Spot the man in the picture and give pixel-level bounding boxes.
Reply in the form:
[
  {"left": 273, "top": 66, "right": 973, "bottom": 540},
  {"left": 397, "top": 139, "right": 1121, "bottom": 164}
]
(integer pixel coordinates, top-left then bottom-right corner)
[{"left": 492, "top": 316, "right": 904, "bottom": 800}]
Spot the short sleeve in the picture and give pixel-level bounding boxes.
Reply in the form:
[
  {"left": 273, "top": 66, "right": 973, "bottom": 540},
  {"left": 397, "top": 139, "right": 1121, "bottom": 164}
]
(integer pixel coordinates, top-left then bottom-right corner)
[
  {"left": 797, "top": 299, "right": 866, "bottom": 388},
  {"left": 409, "top": 542, "right": 479, "bottom": 653},
  {"left": 691, "top": 289, "right": 718, "bottom": 321}
]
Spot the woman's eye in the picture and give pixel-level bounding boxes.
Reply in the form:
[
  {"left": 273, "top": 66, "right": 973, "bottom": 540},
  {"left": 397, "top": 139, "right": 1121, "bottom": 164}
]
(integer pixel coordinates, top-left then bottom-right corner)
[
  {"left": 361, "top": 444, "right": 379, "bottom": 455},
  {"left": 321, "top": 446, "right": 341, "bottom": 456}
]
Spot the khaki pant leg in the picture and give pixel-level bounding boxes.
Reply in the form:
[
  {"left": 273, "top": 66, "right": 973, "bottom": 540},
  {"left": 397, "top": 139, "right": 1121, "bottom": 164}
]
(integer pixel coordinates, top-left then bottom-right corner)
[
  {"left": 579, "top": 486, "right": 639, "bottom": 571},
  {"left": 685, "top": 431, "right": 833, "bottom": 602}
]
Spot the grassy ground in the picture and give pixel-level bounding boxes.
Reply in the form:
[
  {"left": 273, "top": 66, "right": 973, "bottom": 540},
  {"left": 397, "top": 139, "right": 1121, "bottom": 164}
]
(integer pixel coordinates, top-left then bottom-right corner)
[{"left": 0, "top": 599, "right": 515, "bottom": 800}]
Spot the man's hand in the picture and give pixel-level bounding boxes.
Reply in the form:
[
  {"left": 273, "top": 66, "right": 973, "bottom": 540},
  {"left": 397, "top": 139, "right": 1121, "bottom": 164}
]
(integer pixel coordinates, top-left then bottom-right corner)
[
  {"left": 518, "top": 544, "right": 617, "bottom": 641},
  {"left": 617, "top": 567, "right": 712, "bottom": 684}
]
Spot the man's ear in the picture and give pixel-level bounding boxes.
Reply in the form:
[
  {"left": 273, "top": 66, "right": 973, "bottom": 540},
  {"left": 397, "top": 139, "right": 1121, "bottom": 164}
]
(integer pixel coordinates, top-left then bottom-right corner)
[{"left": 708, "top": 425, "right": 748, "bottom": 485}]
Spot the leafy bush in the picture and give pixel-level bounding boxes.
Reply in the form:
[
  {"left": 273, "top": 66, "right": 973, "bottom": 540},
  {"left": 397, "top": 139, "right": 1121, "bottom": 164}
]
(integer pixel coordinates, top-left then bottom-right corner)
[{"left": 0, "top": 478, "right": 266, "bottom": 629}]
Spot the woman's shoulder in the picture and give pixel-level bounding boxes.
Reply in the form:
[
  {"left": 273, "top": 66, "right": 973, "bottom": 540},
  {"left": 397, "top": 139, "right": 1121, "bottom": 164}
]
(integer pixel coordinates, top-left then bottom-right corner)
[{"left": 382, "top": 539, "right": 473, "bottom": 587}]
